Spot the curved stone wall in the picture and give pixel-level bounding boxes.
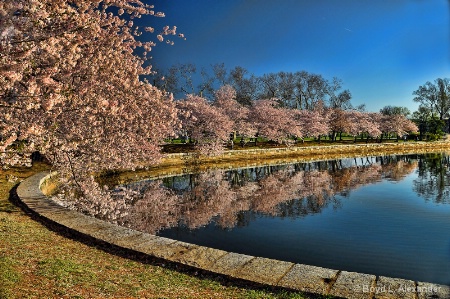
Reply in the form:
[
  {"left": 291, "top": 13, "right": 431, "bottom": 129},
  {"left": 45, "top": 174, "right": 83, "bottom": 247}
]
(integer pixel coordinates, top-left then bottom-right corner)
[{"left": 17, "top": 170, "right": 450, "bottom": 299}]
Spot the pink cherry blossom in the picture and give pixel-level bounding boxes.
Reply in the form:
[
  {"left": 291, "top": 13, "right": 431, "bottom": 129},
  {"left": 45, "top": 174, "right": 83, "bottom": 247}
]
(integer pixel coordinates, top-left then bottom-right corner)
[
  {"left": 214, "top": 85, "right": 255, "bottom": 137},
  {"left": 0, "top": 0, "right": 183, "bottom": 195},
  {"left": 177, "top": 94, "right": 233, "bottom": 154},
  {"left": 249, "top": 98, "right": 302, "bottom": 144}
]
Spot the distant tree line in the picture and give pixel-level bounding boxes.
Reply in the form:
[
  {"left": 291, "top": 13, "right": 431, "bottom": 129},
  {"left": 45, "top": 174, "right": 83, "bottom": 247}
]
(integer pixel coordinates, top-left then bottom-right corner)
[
  {"left": 173, "top": 85, "right": 417, "bottom": 154},
  {"left": 152, "top": 63, "right": 364, "bottom": 111},
  {"left": 411, "top": 78, "right": 450, "bottom": 139},
  {"left": 356, "top": 77, "right": 450, "bottom": 141},
  {"left": 154, "top": 65, "right": 449, "bottom": 143}
]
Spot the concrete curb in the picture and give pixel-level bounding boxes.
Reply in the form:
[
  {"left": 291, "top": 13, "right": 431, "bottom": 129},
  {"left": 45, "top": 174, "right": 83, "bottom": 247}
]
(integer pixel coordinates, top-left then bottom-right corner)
[
  {"left": 17, "top": 171, "right": 450, "bottom": 299},
  {"left": 163, "top": 141, "right": 450, "bottom": 160}
]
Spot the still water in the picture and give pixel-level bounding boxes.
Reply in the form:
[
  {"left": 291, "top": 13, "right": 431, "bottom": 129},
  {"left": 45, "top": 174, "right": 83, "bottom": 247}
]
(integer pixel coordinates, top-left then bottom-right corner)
[{"left": 114, "top": 153, "right": 450, "bottom": 285}]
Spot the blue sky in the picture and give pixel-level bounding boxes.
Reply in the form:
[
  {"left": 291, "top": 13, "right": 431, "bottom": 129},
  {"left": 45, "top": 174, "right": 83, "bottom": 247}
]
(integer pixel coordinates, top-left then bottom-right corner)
[{"left": 147, "top": 0, "right": 450, "bottom": 113}]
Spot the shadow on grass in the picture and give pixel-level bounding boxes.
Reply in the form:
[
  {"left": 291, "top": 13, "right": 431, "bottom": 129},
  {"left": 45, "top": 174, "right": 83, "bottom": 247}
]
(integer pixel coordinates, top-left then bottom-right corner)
[{"left": 0, "top": 200, "right": 19, "bottom": 213}]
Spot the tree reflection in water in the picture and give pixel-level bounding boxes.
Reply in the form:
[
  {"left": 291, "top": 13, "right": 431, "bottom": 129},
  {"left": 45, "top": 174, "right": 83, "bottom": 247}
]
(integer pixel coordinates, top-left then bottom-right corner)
[
  {"left": 413, "top": 153, "right": 450, "bottom": 203},
  {"left": 102, "top": 154, "right": 431, "bottom": 235}
]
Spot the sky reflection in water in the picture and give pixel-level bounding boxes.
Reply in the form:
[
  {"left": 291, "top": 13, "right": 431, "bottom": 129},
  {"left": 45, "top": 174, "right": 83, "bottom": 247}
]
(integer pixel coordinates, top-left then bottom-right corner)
[{"left": 114, "top": 153, "right": 450, "bottom": 285}]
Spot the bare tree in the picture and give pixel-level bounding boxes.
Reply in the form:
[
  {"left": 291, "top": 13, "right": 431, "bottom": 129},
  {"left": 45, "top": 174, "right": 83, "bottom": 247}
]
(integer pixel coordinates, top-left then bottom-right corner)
[
  {"left": 212, "top": 63, "right": 228, "bottom": 86},
  {"left": 259, "top": 73, "right": 280, "bottom": 99},
  {"left": 157, "top": 63, "right": 216, "bottom": 98},
  {"left": 228, "top": 66, "right": 258, "bottom": 106},
  {"left": 277, "top": 72, "right": 296, "bottom": 108},
  {"left": 293, "top": 71, "right": 328, "bottom": 110},
  {"left": 379, "top": 105, "right": 411, "bottom": 117},
  {"left": 413, "top": 78, "right": 450, "bottom": 120},
  {"left": 327, "top": 77, "right": 352, "bottom": 110}
]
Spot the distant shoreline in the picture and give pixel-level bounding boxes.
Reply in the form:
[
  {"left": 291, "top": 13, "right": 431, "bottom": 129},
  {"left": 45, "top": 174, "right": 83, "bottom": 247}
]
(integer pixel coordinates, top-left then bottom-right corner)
[{"left": 113, "top": 140, "right": 450, "bottom": 183}]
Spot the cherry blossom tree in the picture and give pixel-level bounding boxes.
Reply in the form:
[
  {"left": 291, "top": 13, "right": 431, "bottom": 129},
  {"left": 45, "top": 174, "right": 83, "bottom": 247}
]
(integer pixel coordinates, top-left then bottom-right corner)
[
  {"left": 213, "top": 85, "right": 255, "bottom": 138},
  {"left": 347, "top": 111, "right": 381, "bottom": 142},
  {"left": 380, "top": 114, "right": 418, "bottom": 141},
  {"left": 328, "top": 108, "right": 353, "bottom": 141},
  {"left": 296, "top": 109, "right": 329, "bottom": 141},
  {"left": 249, "top": 98, "right": 302, "bottom": 144},
  {"left": 365, "top": 113, "right": 383, "bottom": 140},
  {"left": 1, "top": 0, "right": 183, "bottom": 196},
  {"left": 177, "top": 94, "right": 233, "bottom": 154}
]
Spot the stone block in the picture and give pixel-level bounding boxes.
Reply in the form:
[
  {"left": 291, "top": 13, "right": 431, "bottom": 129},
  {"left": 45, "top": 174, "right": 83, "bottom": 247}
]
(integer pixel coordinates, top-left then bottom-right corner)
[
  {"left": 234, "top": 257, "right": 294, "bottom": 286},
  {"left": 65, "top": 216, "right": 113, "bottom": 236},
  {"left": 209, "top": 252, "right": 254, "bottom": 277},
  {"left": 133, "top": 238, "right": 195, "bottom": 260},
  {"left": 127, "top": 234, "right": 160, "bottom": 251},
  {"left": 329, "top": 271, "right": 376, "bottom": 299},
  {"left": 110, "top": 230, "right": 148, "bottom": 248},
  {"left": 374, "top": 276, "right": 416, "bottom": 299},
  {"left": 91, "top": 225, "right": 143, "bottom": 245},
  {"left": 278, "top": 263, "right": 339, "bottom": 294},
  {"left": 39, "top": 208, "right": 81, "bottom": 224},
  {"left": 417, "top": 282, "right": 450, "bottom": 299},
  {"left": 172, "top": 246, "right": 228, "bottom": 270}
]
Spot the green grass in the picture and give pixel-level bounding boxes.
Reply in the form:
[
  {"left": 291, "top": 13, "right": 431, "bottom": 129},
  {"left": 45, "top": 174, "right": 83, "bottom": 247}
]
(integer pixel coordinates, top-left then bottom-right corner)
[
  {"left": 0, "top": 256, "right": 21, "bottom": 299},
  {"left": 36, "top": 258, "right": 97, "bottom": 290}
]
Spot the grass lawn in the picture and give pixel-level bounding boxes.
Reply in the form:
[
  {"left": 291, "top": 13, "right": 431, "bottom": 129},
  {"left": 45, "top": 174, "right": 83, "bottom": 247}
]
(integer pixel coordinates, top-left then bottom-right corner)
[
  {"left": 0, "top": 163, "right": 322, "bottom": 299},
  {"left": 161, "top": 137, "right": 413, "bottom": 153}
]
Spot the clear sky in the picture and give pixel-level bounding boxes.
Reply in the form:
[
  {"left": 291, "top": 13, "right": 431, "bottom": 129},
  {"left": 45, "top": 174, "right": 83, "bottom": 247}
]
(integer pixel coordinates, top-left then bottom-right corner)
[{"left": 147, "top": 0, "right": 450, "bottom": 113}]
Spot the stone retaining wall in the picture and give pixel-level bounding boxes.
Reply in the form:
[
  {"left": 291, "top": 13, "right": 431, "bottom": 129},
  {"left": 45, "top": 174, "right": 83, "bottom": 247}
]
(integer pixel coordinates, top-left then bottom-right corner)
[
  {"left": 17, "top": 171, "right": 450, "bottom": 299},
  {"left": 162, "top": 141, "right": 450, "bottom": 165}
]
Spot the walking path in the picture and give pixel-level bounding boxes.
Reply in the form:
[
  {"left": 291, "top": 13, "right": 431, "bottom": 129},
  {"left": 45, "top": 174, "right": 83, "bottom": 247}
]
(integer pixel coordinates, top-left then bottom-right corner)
[{"left": 17, "top": 170, "right": 450, "bottom": 299}]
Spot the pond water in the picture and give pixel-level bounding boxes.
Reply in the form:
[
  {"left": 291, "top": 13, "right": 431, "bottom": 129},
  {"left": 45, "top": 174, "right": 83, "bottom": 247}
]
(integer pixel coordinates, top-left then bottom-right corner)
[{"left": 113, "top": 153, "right": 450, "bottom": 285}]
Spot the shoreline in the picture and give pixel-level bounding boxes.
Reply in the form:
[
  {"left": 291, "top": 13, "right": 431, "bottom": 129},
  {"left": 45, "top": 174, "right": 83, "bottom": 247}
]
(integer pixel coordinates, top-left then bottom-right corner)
[{"left": 116, "top": 140, "right": 450, "bottom": 183}]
